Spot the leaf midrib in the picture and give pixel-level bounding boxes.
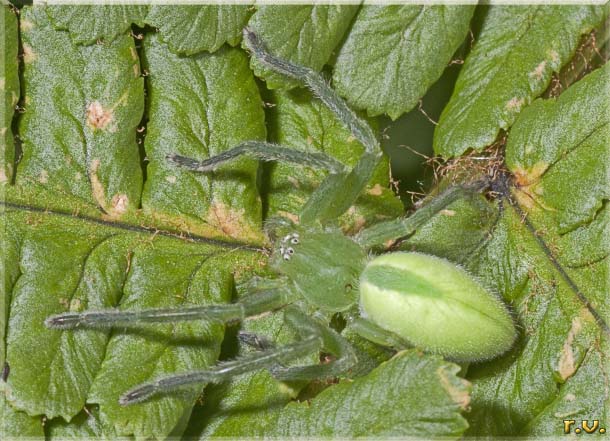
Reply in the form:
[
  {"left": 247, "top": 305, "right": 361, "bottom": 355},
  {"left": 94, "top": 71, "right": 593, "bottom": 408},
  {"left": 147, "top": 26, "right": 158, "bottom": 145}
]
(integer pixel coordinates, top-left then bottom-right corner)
[{"left": 0, "top": 201, "right": 264, "bottom": 251}]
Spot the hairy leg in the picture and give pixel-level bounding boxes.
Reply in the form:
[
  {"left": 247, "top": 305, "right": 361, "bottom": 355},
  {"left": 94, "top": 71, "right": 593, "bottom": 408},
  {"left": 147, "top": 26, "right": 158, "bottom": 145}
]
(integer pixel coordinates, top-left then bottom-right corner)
[
  {"left": 167, "top": 29, "right": 386, "bottom": 225},
  {"left": 348, "top": 317, "right": 409, "bottom": 350},
  {"left": 242, "top": 28, "right": 384, "bottom": 224},
  {"left": 45, "top": 288, "right": 293, "bottom": 330},
  {"left": 167, "top": 140, "right": 347, "bottom": 174},
  {"left": 119, "top": 306, "right": 327, "bottom": 405},
  {"left": 270, "top": 308, "right": 357, "bottom": 381},
  {"left": 356, "top": 181, "right": 488, "bottom": 249},
  {"left": 120, "top": 330, "right": 323, "bottom": 405}
]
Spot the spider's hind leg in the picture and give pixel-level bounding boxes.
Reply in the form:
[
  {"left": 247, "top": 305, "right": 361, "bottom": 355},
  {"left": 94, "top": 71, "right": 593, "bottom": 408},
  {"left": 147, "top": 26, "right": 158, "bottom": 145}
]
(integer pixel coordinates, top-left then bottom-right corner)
[
  {"left": 118, "top": 306, "right": 356, "bottom": 405},
  {"left": 119, "top": 305, "right": 325, "bottom": 405},
  {"left": 238, "top": 330, "right": 276, "bottom": 351},
  {"left": 348, "top": 317, "right": 410, "bottom": 350},
  {"left": 119, "top": 322, "right": 324, "bottom": 405},
  {"left": 269, "top": 307, "right": 357, "bottom": 382}
]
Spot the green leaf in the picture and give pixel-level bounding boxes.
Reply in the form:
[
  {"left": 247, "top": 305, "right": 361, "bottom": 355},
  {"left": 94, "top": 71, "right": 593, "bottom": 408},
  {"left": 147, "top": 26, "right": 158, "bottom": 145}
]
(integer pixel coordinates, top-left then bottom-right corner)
[
  {"left": 1, "top": 384, "right": 44, "bottom": 439},
  {"left": 274, "top": 350, "right": 470, "bottom": 438},
  {"left": 4, "top": 7, "right": 267, "bottom": 438},
  {"left": 3, "top": 207, "right": 260, "bottom": 438},
  {"left": 246, "top": 5, "right": 358, "bottom": 89},
  {"left": 85, "top": 238, "right": 242, "bottom": 439},
  {"left": 465, "top": 65, "right": 609, "bottom": 436},
  {"left": 1, "top": 5, "right": 19, "bottom": 370},
  {"left": 521, "top": 338, "right": 609, "bottom": 436},
  {"left": 45, "top": 5, "right": 148, "bottom": 45},
  {"left": 146, "top": 5, "right": 252, "bottom": 55},
  {"left": 406, "top": 64, "right": 609, "bottom": 436},
  {"left": 7, "top": 4, "right": 605, "bottom": 438},
  {"left": 141, "top": 33, "right": 265, "bottom": 242},
  {"left": 211, "top": 350, "right": 470, "bottom": 438},
  {"left": 265, "top": 89, "right": 403, "bottom": 232},
  {"left": 17, "top": 6, "right": 144, "bottom": 218},
  {"left": 46, "top": 406, "right": 118, "bottom": 439},
  {"left": 434, "top": 5, "right": 607, "bottom": 157},
  {"left": 505, "top": 61, "right": 609, "bottom": 233},
  {"left": 189, "top": 350, "right": 470, "bottom": 438},
  {"left": 1, "top": 5, "right": 19, "bottom": 186},
  {"left": 332, "top": 5, "right": 475, "bottom": 120}
]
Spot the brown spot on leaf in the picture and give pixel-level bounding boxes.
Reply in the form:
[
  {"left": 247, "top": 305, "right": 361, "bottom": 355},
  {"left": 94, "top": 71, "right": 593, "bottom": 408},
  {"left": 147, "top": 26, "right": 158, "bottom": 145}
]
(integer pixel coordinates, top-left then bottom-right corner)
[
  {"left": 207, "top": 202, "right": 250, "bottom": 239},
  {"left": 513, "top": 161, "right": 549, "bottom": 187},
  {"left": 86, "top": 101, "right": 114, "bottom": 130},
  {"left": 0, "top": 167, "right": 8, "bottom": 184},
  {"left": 344, "top": 206, "right": 367, "bottom": 234},
  {"left": 512, "top": 161, "right": 549, "bottom": 209},
  {"left": 440, "top": 209, "right": 456, "bottom": 216},
  {"left": 89, "top": 158, "right": 105, "bottom": 204},
  {"left": 38, "top": 170, "right": 49, "bottom": 184},
  {"left": 530, "top": 61, "right": 547, "bottom": 80},
  {"left": 558, "top": 316, "right": 583, "bottom": 381},
  {"left": 351, "top": 216, "right": 367, "bottom": 233},
  {"left": 277, "top": 210, "right": 300, "bottom": 225},
  {"left": 383, "top": 238, "right": 397, "bottom": 249},
  {"left": 22, "top": 43, "right": 36, "bottom": 63},
  {"left": 505, "top": 97, "right": 525, "bottom": 113},
  {"left": 69, "top": 299, "right": 82, "bottom": 312},
  {"left": 287, "top": 176, "right": 300, "bottom": 189},
  {"left": 111, "top": 194, "right": 129, "bottom": 216},
  {"left": 0, "top": 78, "right": 5, "bottom": 91},
  {"left": 20, "top": 19, "right": 34, "bottom": 31},
  {"left": 89, "top": 160, "right": 128, "bottom": 218},
  {"left": 367, "top": 184, "right": 384, "bottom": 196},
  {"left": 437, "top": 366, "right": 471, "bottom": 410}
]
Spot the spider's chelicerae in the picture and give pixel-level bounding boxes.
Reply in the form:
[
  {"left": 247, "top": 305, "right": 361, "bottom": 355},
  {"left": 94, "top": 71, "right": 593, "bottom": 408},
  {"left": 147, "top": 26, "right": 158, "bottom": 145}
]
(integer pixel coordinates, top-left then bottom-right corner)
[{"left": 45, "top": 28, "right": 516, "bottom": 406}]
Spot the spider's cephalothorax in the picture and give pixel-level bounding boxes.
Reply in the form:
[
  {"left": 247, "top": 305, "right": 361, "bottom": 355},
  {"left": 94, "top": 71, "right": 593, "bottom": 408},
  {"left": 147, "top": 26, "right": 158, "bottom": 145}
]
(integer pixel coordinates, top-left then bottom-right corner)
[
  {"left": 272, "top": 227, "right": 367, "bottom": 312},
  {"left": 45, "top": 28, "right": 516, "bottom": 406}
]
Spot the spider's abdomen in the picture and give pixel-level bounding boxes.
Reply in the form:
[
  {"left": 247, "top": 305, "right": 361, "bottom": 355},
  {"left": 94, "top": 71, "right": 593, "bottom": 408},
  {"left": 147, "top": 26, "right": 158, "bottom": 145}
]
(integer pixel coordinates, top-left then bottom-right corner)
[
  {"left": 273, "top": 230, "right": 367, "bottom": 312},
  {"left": 359, "top": 252, "right": 516, "bottom": 362}
]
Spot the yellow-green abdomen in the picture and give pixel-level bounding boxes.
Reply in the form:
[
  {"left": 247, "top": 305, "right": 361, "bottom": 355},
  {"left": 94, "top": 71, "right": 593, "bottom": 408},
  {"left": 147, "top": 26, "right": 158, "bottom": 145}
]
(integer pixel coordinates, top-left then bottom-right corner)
[{"left": 359, "top": 252, "right": 516, "bottom": 362}]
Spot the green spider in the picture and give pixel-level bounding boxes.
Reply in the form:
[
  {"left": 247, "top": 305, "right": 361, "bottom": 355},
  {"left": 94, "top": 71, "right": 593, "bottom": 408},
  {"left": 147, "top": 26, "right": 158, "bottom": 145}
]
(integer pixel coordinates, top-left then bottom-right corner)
[{"left": 45, "top": 28, "right": 516, "bottom": 406}]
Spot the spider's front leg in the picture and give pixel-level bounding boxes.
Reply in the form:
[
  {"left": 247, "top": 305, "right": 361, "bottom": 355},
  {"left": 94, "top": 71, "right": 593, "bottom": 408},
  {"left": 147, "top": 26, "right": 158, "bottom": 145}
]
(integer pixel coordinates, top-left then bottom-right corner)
[
  {"left": 45, "top": 288, "right": 291, "bottom": 329},
  {"left": 167, "top": 28, "right": 385, "bottom": 225},
  {"left": 167, "top": 140, "right": 347, "bottom": 175}
]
